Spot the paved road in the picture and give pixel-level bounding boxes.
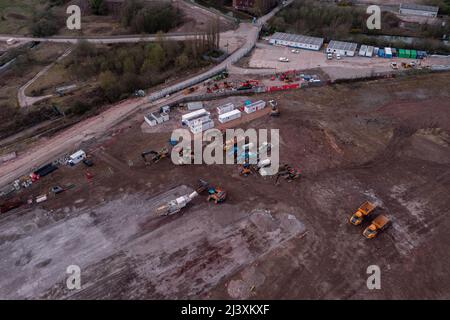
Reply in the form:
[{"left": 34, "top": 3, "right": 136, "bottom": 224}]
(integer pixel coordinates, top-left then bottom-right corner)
[{"left": 0, "top": 1, "right": 292, "bottom": 188}]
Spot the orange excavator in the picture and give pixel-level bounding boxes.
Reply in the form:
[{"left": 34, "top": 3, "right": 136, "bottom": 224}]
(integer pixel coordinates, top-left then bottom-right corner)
[{"left": 349, "top": 201, "right": 376, "bottom": 225}]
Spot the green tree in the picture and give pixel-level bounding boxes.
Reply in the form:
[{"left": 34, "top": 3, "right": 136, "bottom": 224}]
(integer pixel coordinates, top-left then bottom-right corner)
[{"left": 89, "top": 0, "right": 108, "bottom": 15}]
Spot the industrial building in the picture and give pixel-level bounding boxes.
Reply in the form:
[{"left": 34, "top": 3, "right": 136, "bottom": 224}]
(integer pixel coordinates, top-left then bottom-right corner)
[
  {"left": 269, "top": 32, "right": 324, "bottom": 51},
  {"left": 399, "top": 3, "right": 439, "bottom": 17},
  {"left": 326, "top": 40, "right": 358, "bottom": 57}
]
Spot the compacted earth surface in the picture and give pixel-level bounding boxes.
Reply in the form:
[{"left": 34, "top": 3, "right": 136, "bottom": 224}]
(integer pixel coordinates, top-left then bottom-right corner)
[{"left": 0, "top": 72, "right": 449, "bottom": 299}]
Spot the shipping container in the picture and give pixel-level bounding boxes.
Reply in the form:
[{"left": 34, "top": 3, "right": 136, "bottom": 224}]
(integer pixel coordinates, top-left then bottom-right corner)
[
  {"left": 417, "top": 50, "right": 427, "bottom": 59},
  {"left": 366, "top": 46, "right": 374, "bottom": 57},
  {"left": 391, "top": 48, "right": 397, "bottom": 57},
  {"left": 378, "top": 49, "right": 385, "bottom": 58},
  {"left": 410, "top": 50, "right": 417, "bottom": 59},
  {"left": 244, "top": 100, "right": 266, "bottom": 114},
  {"left": 144, "top": 114, "right": 157, "bottom": 126},
  {"left": 405, "top": 49, "right": 411, "bottom": 58},
  {"left": 385, "top": 47, "right": 392, "bottom": 58},
  {"left": 217, "top": 102, "right": 234, "bottom": 115},
  {"left": 358, "top": 45, "right": 367, "bottom": 57},
  {"left": 218, "top": 109, "right": 241, "bottom": 123},
  {"left": 374, "top": 47, "right": 379, "bottom": 55}
]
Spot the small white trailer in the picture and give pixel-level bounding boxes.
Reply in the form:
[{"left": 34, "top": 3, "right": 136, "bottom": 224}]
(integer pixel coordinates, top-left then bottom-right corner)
[
  {"left": 217, "top": 103, "right": 234, "bottom": 115},
  {"left": 244, "top": 100, "right": 266, "bottom": 114},
  {"left": 218, "top": 109, "right": 241, "bottom": 123},
  {"left": 68, "top": 150, "right": 86, "bottom": 166}
]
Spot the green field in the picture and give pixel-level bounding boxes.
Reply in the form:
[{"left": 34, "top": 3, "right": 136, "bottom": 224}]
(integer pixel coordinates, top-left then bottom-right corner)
[{"left": 0, "top": 0, "right": 44, "bottom": 34}]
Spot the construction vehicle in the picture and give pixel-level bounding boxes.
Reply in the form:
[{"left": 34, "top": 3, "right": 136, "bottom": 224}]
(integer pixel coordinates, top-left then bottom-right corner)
[
  {"left": 269, "top": 100, "right": 280, "bottom": 117},
  {"left": 141, "top": 148, "right": 169, "bottom": 165},
  {"left": 213, "top": 71, "right": 229, "bottom": 81},
  {"left": 156, "top": 180, "right": 209, "bottom": 216},
  {"left": 207, "top": 186, "right": 227, "bottom": 204},
  {"left": 363, "top": 214, "right": 390, "bottom": 239},
  {"left": 276, "top": 164, "right": 300, "bottom": 183},
  {"left": 401, "top": 61, "right": 416, "bottom": 69},
  {"left": 183, "top": 86, "right": 198, "bottom": 95},
  {"left": 349, "top": 201, "right": 377, "bottom": 226}
]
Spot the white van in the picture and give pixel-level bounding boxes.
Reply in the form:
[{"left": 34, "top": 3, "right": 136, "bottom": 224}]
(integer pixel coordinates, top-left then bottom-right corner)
[{"left": 68, "top": 150, "right": 86, "bottom": 166}]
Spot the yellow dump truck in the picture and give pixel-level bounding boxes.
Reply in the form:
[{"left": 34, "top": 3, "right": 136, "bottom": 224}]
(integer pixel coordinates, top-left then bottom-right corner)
[
  {"left": 349, "top": 201, "right": 377, "bottom": 225},
  {"left": 363, "top": 215, "right": 390, "bottom": 239}
]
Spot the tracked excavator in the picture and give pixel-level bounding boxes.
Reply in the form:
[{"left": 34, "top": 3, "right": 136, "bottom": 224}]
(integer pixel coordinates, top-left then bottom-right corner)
[{"left": 141, "top": 147, "right": 169, "bottom": 165}]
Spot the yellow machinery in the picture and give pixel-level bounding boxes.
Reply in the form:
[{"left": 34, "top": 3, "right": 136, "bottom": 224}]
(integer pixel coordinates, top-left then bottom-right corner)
[
  {"left": 363, "top": 215, "right": 390, "bottom": 239},
  {"left": 349, "top": 201, "right": 376, "bottom": 225}
]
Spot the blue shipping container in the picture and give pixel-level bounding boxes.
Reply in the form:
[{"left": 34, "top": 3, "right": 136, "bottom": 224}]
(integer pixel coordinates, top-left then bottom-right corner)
[{"left": 378, "top": 49, "right": 385, "bottom": 58}]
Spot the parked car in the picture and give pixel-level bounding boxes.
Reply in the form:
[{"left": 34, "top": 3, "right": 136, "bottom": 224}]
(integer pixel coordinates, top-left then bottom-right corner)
[
  {"left": 291, "top": 49, "right": 300, "bottom": 54},
  {"left": 83, "top": 158, "right": 94, "bottom": 167},
  {"left": 279, "top": 57, "right": 289, "bottom": 62},
  {"left": 390, "top": 62, "right": 399, "bottom": 70},
  {"left": 336, "top": 53, "right": 341, "bottom": 60},
  {"left": 327, "top": 53, "right": 332, "bottom": 60}
]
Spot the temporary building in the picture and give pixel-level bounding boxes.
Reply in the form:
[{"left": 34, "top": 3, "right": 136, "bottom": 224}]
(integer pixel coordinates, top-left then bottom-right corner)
[
  {"left": 189, "top": 119, "right": 214, "bottom": 134},
  {"left": 391, "top": 48, "right": 397, "bottom": 57},
  {"left": 187, "top": 101, "right": 203, "bottom": 111},
  {"left": 410, "top": 50, "right": 417, "bottom": 59},
  {"left": 358, "top": 45, "right": 367, "bottom": 57},
  {"left": 326, "top": 40, "right": 358, "bottom": 57},
  {"left": 244, "top": 100, "right": 266, "bottom": 114},
  {"left": 217, "top": 103, "right": 235, "bottom": 115},
  {"left": 366, "top": 46, "right": 374, "bottom": 57},
  {"left": 269, "top": 32, "right": 324, "bottom": 51},
  {"left": 218, "top": 109, "right": 241, "bottom": 124},
  {"left": 385, "top": 47, "right": 392, "bottom": 58},
  {"left": 378, "top": 49, "right": 385, "bottom": 58},
  {"left": 181, "top": 109, "right": 209, "bottom": 125}
]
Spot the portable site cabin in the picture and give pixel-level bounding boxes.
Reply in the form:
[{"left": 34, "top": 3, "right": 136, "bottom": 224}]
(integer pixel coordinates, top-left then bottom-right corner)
[
  {"left": 391, "top": 48, "right": 397, "bottom": 57},
  {"left": 68, "top": 150, "right": 86, "bottom": 166},
  {"left": 366, "top": 46, "right": 374, "bottom": 57},
  {"left": 244, "top": 100, "right": 266, "bottom": 114},
  {"left": 269, "top": 32, "right": 324, "bottom": 51},
  {"left": 405, "top": 49, "right": 411, "bottom": 58},
  {"left": 378, "top": 49, "right": 385, "bottom": 58},
  {"left": 181, "top": 109, "right": 210, "bottom": 125},
  {"left": 217, "top": 103, "right": 234, "bottom": 115},
  {"left": 410, "top": 50, "right": 417, "bottom": 59},
  {"left": 385, "top": 47, "right": 392, "bottom": 58},
  {"left": 187, "top": 101, "right": 203, "bottom": 111},
  {"left": 417, "top": 51, "right": 427, "bottom": 59},
  {"left": 218, "top": 109, "right": 241, "bottom": 124},
  {"left": 358, "top": 45, "right": 367, "bottom": 57},
  {"left": 326, "top": 40, "right": 358, "bottom": 57},
  {"left": 144, "top": 113, "right": 157, "bottom": 126},
  {"left": 189, "top": 119, "right": 214, "bottom": 134},
  {"left": 374, "top": 47, "right": 379, "bottom": 56}
]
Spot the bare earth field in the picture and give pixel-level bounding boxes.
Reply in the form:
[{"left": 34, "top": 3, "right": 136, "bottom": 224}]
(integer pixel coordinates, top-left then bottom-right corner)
[{"left": 0, "top": 72, "right": 450, "bottom": 299}]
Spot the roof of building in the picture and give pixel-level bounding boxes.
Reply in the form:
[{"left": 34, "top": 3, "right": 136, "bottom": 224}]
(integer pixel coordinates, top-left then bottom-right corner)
[
  {"left": 400, "top": 3, "right": 439, "bottom": 13},
  {"left": 327, "top": 40, "right": 358, "bottom": 52},
  {"left": 270, "top": 32, "right": 324, "bottom": 47}
]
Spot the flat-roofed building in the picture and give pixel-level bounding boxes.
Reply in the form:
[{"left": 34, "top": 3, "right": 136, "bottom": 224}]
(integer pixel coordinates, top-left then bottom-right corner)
[
  {"left": 269, "top": 32, "right": 324, "bottom": 51},
  {"left": 326, "top": 40, "right": 358, "bottom": 57}
]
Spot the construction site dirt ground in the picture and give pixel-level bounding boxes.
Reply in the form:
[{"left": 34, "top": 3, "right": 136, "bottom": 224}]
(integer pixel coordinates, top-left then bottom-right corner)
[{"left": 1, "top": 72, "right": 450, "bottom": 299}]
